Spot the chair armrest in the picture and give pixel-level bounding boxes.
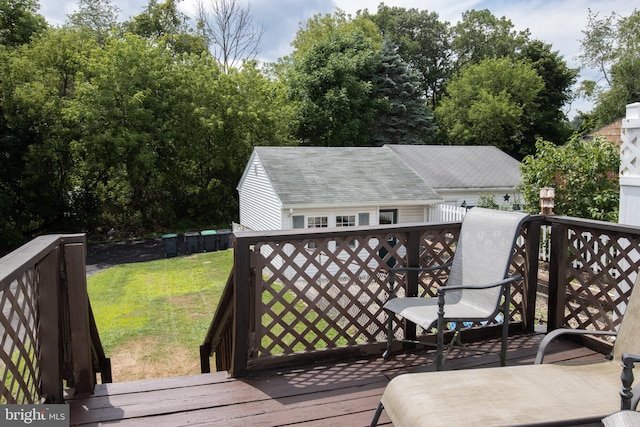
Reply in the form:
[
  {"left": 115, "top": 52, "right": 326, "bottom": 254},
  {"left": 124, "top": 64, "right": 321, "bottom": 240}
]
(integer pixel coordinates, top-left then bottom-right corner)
[
  {"left": 534, "top": 328, "right": 617, "bottom": 364},
  {"left": 621, "top": 353, "right": 640, "bottom": 410},
  {"left": 436, "top": 275, "right": 522, "bottom": 294}
]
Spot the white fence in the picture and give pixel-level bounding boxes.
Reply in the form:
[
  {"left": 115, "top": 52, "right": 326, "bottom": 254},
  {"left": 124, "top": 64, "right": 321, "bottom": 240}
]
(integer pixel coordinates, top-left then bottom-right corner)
[{"left": 427, "top": 204, "right": 467, "bottom": 223}]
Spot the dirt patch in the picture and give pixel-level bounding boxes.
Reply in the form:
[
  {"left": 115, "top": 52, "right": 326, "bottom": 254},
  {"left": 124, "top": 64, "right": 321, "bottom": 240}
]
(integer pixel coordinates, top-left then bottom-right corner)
[{"left": 108, "top": 338, "right": 200, "bottom": 382}]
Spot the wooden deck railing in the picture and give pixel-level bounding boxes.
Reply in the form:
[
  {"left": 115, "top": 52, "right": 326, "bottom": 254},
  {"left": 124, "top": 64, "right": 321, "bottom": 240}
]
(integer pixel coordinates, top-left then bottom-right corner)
[
  {"left": 202, "top": 218, "right": 542, "bottom": 376},
  {"left": 0, "top": 234, "right": 111, "bottom": 404},
  {"left": 202, "top": 215, "right": 640, "bottom": 377}
]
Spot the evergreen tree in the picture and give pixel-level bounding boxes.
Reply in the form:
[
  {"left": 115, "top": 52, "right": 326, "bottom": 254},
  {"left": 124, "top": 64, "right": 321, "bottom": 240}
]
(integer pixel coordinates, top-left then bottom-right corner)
[{"left": 371, "top": 39, "right": 436, "bottom": 146}]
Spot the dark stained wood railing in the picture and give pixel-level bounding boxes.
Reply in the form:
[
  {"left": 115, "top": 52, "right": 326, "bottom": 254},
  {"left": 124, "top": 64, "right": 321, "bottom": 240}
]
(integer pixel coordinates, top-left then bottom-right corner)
[
  {"left": 202, "top": 219, "right": 541, "bottom": 377},
  {"left": 0, "top": 234, "right": 111, "bottom": 404},
  {"left": 202, "top": 215, "right": 640, "bottom": 377},
  {"left": 547, "top": 216, "right": 640, "bottom": 353}
]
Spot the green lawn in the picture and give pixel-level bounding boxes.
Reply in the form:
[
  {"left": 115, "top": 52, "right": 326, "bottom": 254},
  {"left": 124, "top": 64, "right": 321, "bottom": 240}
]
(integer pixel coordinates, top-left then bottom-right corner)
[{"left": 87, "top": 250, "right": 233, "bottom": 381}]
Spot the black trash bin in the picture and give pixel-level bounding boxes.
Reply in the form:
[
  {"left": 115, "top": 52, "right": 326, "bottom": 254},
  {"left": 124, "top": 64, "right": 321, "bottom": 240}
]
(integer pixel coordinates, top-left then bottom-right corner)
[
  {"left": 184, "top": 232, "right": 200, "bottom": 254},
  {"left": 217, "top": 229, "right": 232, "bottom": 250},
  {"left": 162, "top": 233, "right": 178, "bottom": 257},
  {"left": 201, "top": 230, "right": 218, "bottom": 252}
]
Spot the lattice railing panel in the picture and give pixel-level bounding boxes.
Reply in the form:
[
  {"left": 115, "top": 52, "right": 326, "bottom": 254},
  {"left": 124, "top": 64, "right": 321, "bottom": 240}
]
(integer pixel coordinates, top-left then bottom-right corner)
[
  {"left": 562, "top": 224, "right": 640, "bottom": 331},
  {"left": 250, "top": 224, "right": 534, "bottom": 361},
  {"left": 0, "top": 268, "right": 40, "bottom": 404},
  {"left": 254, "top": 233, "right": 411, "bottom": 358}
]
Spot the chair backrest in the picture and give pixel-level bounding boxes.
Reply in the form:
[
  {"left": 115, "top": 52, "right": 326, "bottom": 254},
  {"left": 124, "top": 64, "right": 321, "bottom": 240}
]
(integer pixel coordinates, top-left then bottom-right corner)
[
  {"left": 447, "top": 207, "right": 530, "bottom": 309},
  {"left": 613, "top": 272, "right": 640, "bottom": 360}
]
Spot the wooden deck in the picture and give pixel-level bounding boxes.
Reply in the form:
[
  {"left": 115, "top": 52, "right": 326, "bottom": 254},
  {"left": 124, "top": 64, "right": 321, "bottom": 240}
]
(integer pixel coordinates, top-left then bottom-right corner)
[{"left": 66, "top": 333, "right": 609, "bottom": 426}]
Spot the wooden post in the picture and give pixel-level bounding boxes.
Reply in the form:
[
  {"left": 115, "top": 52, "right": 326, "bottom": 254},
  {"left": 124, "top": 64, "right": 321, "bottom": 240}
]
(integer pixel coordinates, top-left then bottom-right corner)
[
  {"left": 39, "top": 249, "right": 63, "bottom": 403},
  {"left": 404, "top": 230, "right": 421, "bottom": 346},
  {"left": 523, "top": 220, "right": 542, "bottom": 332},
  {"left": 231, "top": 233, "right": 249, "bottom": 377},
  {"left": 547, "top": 221, "right": 568, "bottom": 331},
  {"left": 64, "top": 242, "right": 95, "bottom": 395}
]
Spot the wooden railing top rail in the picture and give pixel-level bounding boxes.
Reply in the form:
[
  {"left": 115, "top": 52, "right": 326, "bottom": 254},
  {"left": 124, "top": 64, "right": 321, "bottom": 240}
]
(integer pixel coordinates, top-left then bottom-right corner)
[
  {"left": 547, "top": 215, "right": 640, "bottom": 235},
  {"left": 0, "top": 234, "right": 85, "bottom": 290}
]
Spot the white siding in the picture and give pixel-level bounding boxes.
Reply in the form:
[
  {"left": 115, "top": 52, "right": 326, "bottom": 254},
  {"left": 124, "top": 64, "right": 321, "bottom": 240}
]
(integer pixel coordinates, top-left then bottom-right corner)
[
  {"left": 397, "top": 206, "right": 425, "bottom": 223},
  {"left": 238, "top": 155, "right": 283, "bottom": 231}
]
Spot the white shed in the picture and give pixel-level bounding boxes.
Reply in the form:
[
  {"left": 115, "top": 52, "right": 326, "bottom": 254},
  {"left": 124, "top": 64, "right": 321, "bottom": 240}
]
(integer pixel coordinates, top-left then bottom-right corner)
[{"left": 237, "top": 146, "right": 443, "bottom": 232}]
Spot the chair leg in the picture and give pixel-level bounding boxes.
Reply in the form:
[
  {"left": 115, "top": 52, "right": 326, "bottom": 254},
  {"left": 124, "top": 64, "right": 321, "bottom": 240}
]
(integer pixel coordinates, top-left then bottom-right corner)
[
  {"left": 501, "top": 286, "right": 511, "bottom": 366},
  {"left": 436, "top": 320, "right": 444, "bottom": 371},
  {"left": 500, "top": 315, "right": 509, "bottom": 366},
  {"left": 383, "top": 310, "right": 393, "bottom": 359},
  {"left": 370, "top": 402, "right": 384, "bottom": 427}
]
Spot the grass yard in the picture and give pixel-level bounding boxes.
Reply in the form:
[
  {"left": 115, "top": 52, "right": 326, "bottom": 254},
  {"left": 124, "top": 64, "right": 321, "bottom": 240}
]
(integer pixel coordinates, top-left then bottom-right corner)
[{"left": 87, "top": 250, "right": 233, "bottom": 382}]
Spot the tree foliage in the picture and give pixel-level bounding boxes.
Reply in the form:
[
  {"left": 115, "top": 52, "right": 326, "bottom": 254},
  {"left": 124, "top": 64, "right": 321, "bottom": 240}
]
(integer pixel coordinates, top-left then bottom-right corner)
[
  {"left": 579, "top": 9, "right": 640, "bottom": 127},
  {"left": 519, "top": 136, "right": 619, "bottom": 222},
  {"left": 287, "top": 12, "right": 384, "bottom": 146},
  {"left": 0, "top": 3, "right": 595, "bottom": 252},
  {"left": 371, "top": 38, "right": 436, "bottom": 145},
  {"left": 0, "top": 21, "right": 294, "bottom": 251},
  {"left": 367, "top": 4, "right": 451, "bottom": 107},
  {"left": 435, "top": 57, "right": 544, "bottom": 159},
  {"left": 123, "top": 0, "right": 206, "bottom": 55},
  {"left": 0, "top": 0, "right": 46, "bottom": 47}
]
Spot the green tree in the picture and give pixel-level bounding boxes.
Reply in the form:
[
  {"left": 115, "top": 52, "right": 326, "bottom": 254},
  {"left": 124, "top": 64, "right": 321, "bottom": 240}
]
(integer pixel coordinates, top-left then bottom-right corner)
[
  {"left": 287, "top": 12, "right": 384, "bottom": 146},
  {"left": 579, "top": 9, "right": 640, "bottom": 127},
  {"left": 371, "top": 38, "right": 436, "bottom": 145},
  {"left": 0, "top": 0, "right": 46, "bottom": 47},
  {"left": 0, "top": 27, "right": 97, "bottom": 249},
  {"left": 519, "top": 135, "right": 619, "bottom": 222},
  {"left": 124, "top": 0, "right": 207, "bottom": 55},
  {"left": 367, "top": 4, "right": 452, "bottom": 107},
  {"left": 67, "top": 0, "right": 120, "bottom": 43},
  {"left": 435, "top": 57, "right": 544, "bottom": 159},
  {"left": 451, "top": 9, "right": 530, "bottom": 68},
  {"left": 518, "top": 40, "right": 577, "bottom": 144}
]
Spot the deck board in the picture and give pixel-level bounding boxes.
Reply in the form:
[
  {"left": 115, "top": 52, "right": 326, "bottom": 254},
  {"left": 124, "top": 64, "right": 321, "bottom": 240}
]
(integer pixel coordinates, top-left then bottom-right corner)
[{"left": 67, "top": 333, "right": 611, "bottom": 426}]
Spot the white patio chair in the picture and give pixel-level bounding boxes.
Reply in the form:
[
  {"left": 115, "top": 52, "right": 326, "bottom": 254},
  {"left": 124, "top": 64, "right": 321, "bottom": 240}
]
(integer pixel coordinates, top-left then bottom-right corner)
[{"left": 382, "top": 207, "right": 530, "bottom": 369}]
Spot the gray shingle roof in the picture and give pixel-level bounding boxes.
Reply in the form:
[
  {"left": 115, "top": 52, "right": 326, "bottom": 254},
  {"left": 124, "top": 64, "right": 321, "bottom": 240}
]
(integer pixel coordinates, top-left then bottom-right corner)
[
  {"left": 386, "top": 145, "right": 521, "bottom": 190},
  {"left": 253, "top": 146, "right": 443, "bottom": 207}
]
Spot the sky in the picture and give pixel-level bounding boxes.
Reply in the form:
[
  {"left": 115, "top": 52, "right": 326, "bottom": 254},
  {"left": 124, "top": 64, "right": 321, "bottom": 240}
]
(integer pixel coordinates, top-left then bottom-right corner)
[{"left": 38, "top": 0, "right": 638, "bottom": 116}]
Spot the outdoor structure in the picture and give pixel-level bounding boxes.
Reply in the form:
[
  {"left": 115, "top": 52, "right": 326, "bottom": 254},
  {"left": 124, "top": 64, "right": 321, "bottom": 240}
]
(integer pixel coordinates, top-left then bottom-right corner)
[
  {"left": 588, "top": 118, "right": 624, "bottom": 146},
  {"left": 619, "top": 102, "right": 640, "bottom": 227},
  {"left": 237, "top": 146, "right": 443, "bottom": 232},
  {"left": 236, "top": 145, "right": 522, "bottom": 232}
]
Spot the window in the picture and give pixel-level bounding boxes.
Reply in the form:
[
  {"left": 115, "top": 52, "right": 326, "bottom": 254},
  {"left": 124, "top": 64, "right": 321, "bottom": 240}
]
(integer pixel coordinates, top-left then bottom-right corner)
[
  {"left": 308, "top": 216, "right": 328, "bottom": 228},
  {"left": 359, "top": 213, "right": 370, "bottom": 226},
  {"left": 307, "top": 216, "right": 327, "bottom": 249},
  {"left": 380, "top": 209, "right": 397, "bottom": 225},
  {"left": 336, "top": 215, "right": 356, "bottom": 227},
  {"left": 292, "top": 215, "right": 304, "bottom": 229}
]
